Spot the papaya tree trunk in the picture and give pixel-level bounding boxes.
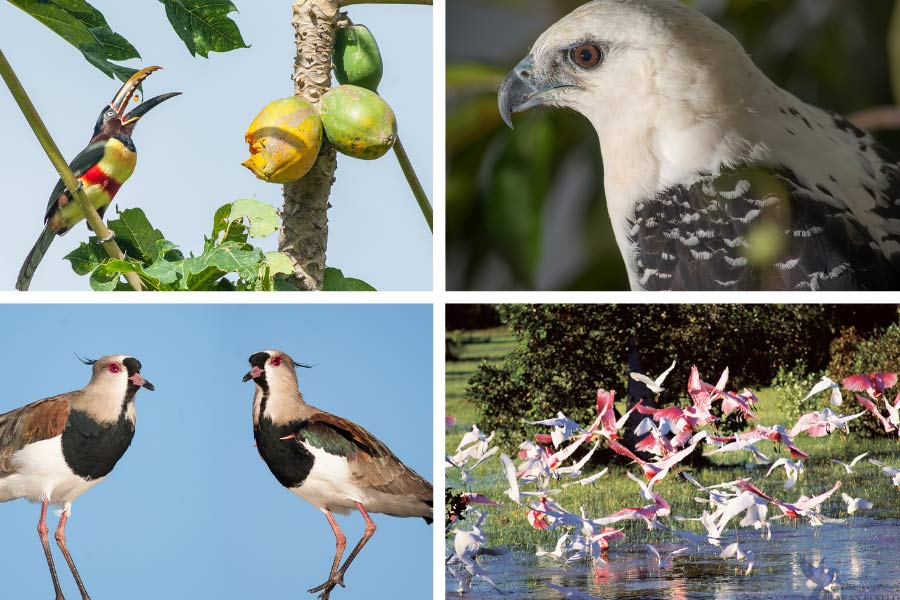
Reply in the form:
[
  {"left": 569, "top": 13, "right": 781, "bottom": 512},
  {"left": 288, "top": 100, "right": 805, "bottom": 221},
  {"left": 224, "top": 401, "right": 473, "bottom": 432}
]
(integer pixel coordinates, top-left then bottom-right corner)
[{"left": 280, "top": 0, "right": 343, "bottom": 290}]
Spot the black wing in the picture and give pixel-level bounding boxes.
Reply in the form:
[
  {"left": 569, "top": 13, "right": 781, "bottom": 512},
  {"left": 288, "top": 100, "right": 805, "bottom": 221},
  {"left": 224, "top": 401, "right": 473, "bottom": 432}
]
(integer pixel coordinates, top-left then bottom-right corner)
[
  {"left": 627, "top": 165, "right": 900, "bottom": 291},
  {"left": 43, "top": 142, "right": 107, "bottom": 223}
]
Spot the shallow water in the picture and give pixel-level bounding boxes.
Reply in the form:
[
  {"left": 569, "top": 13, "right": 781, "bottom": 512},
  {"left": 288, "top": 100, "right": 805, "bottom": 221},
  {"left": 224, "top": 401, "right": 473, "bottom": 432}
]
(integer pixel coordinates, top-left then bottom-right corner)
[{"left": 447, "top": 517, "right": 900, "bottom": 599}]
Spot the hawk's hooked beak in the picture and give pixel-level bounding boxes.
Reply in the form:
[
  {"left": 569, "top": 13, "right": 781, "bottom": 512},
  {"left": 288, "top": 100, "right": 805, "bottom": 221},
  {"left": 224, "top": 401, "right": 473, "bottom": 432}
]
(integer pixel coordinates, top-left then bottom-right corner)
[{"left": 498, "top": 55, "right": 569, "bottom": 129}]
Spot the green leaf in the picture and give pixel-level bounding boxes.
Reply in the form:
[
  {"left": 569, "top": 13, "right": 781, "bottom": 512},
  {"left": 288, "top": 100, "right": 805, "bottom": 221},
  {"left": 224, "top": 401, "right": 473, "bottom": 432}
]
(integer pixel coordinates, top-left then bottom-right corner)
[
  {"left": 322, "top": 267, "right": 376, "bottom": 291},
  {"left": 107, "top": 207, "right": 165, "bottom": 262},
  {"left": 183, "top": 241, "right": 262, "bottom": 288},
  {"left": 64, "top": 240, "right": 106, "bottom": 275},
  {"left": 7, "top": 0, "right": 140, "bottom": 82},
  {"left": 143, "top": 255, "right": 179, "bottom": 285},
  {"left": 263, "top": 251, "right": 293, "bottom": 276},
  {"left": 211, "top": 202, "right": 233, "bottom": 241},
  {"left": 159, "top": 0, "right": 249, "bottom": 58},
  {"left": 231, "top": 198, "right": 280, "bottom": 238}
]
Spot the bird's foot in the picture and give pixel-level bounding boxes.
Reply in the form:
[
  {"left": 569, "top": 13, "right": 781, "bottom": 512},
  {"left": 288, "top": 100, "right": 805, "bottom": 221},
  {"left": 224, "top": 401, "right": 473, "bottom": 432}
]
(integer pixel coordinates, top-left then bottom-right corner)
[
  {"left": 98, "top": 231, "right": 116, "bottom": 244},
  {"left": 308, "top": 573, "right": 345, "bottom": 598}
]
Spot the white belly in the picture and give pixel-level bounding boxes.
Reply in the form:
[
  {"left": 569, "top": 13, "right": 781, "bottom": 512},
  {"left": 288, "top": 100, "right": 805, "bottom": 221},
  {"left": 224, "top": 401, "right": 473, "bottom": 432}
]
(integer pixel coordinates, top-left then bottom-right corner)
[
  {"left": 0, "top": 436, "right": 101, "bottom": 506},
  {"left": 289, "top": 446, "right": 429, "bottom": 519}
]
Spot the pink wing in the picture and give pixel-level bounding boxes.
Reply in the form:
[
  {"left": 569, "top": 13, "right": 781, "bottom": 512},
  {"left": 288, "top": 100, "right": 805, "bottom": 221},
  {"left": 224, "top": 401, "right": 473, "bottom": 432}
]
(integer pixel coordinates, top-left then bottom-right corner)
[
  {"left": 878, "top": 373, "right": 898, "bottom": 389},
  {"left": 843, "top": 374, "right": 872, "bottom": 392},
  {"left": 795, "top": 481, "right": 842, "bottom": 510}
]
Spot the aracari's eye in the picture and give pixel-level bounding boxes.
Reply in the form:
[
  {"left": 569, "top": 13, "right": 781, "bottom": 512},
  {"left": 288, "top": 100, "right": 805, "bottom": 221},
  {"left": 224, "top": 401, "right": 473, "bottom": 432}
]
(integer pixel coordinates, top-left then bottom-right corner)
[
  {"left": 271, "top": 356, "right": 283, "bottom": 367},
  {"left": 108, "top": 363, "right": 121, "bottom": 374},
  {"left": 106, "top": 109, "right": 116, "bottom": 118},
  {"left": 570, "top": 44, "right": 603, "bottom": 69}
]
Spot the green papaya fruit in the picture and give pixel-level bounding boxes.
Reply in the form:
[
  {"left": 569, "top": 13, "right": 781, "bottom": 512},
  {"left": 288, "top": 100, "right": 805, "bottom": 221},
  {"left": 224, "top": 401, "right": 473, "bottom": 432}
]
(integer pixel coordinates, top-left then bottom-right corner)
[
  {"left": 320, "top": 85, "right": 397, "bottom": 160},
  {"left": 333, "top": 25, "right": 384, "bottom": 92}
]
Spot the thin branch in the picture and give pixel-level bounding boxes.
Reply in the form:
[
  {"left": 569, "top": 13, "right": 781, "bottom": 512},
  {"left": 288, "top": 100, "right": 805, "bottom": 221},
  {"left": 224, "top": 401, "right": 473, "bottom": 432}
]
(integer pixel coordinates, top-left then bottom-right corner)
[
  {"left": 340, "top": 0, "right": 431, "bottom": 5},
  {"left": 393, "top": 135, "right": 432, "bottom": 232},
  {"left": 0, "top": 47, "right": 142, "bottom": 291}
]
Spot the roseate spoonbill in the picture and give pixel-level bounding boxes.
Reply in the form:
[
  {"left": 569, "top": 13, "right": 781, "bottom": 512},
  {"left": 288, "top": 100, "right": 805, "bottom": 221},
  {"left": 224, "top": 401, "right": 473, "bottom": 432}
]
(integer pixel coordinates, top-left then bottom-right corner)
[
  {"left": 843, "top": 372, "right": 898, "bottom": 400},
  {"left": 855, "top": 395, "right": 896, "bottom": 433}
]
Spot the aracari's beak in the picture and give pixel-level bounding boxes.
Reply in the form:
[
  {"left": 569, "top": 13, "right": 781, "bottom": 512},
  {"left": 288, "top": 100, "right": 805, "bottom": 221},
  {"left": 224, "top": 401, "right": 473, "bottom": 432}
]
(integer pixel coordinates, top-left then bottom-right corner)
[
  {"left": 129, "top": 372, "right": 155, "bottom": 391},
  {"left": 110, "top": 66, "right": 163, "bottom": 116},
  {"left": 242, "top": 366, "right": 264, "bottom": 382},
  {"left": 109, "top": 65, "right": 181, "bottom": 125},
  {"left": 498, "top": 54, "right": 569, "bottom": 129},
  {"left": 122, "top": 92, "right": 182, "bottom": 125}
]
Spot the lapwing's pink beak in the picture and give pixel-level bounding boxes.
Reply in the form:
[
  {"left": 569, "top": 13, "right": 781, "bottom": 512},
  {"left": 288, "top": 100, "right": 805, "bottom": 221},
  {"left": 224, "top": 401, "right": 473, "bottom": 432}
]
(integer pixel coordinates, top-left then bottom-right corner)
[
  {"left": 129, "top": 372, "right": 155, "bottom": 391},
  {"left": 242, "top": 366, "right": 264, "bottom": 382}
]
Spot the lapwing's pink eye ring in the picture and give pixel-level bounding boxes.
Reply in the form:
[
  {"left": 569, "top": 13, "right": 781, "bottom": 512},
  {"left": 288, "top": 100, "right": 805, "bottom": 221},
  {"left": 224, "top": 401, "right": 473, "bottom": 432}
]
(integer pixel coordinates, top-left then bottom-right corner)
[
  {"left": 108, "top": 363, "right": 121, "bottom": 374},
  {"left": 271, "top": 356, "right": 283, "bottom": 367}
]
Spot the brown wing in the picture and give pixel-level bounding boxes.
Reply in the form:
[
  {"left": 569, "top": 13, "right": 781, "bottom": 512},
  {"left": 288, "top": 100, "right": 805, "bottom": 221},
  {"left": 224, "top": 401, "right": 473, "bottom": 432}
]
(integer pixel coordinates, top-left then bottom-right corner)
[
  {"left": 303, "top": 411, "right": 432, "bottom": 501},
  {"left": 0, "top": 397, "right": 71, "bottom": 473}
]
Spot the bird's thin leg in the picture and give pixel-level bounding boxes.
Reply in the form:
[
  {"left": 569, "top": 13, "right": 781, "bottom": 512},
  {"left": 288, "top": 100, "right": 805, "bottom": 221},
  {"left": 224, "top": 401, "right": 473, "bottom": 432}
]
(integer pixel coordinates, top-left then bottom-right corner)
[
  {"left": 308, "top": 503, "right": 377, "bottom": 600},
  {"left": 37, "top": 498, "right": 66, "bottom": 600},
  {"left": 320, "top": 510, "right": 346, "bottom": 584},
  {"left": 55, "top": 508, "right": 91, "bottom": 600}
]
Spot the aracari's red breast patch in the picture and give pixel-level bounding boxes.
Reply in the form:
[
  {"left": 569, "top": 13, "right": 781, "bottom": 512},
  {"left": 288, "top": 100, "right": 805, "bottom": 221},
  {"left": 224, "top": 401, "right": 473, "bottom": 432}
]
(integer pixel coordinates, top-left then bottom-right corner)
[{"left": 79, "top": 165, "right": 122, "bottom": 198}]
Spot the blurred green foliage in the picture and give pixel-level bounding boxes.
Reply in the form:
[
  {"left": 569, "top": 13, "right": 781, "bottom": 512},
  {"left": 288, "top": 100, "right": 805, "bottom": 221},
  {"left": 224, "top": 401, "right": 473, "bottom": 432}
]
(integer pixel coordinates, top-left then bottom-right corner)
[
  {"left": 447, "top": 0, "right": 900, "bottom": 290},
  {"left": 465, "top": 304, "right": 900, "bottom": 445}
]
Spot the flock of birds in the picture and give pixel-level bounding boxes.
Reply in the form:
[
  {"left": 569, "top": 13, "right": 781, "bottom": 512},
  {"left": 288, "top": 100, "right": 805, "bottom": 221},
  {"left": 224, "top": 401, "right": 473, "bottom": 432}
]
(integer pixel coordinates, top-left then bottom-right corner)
[{"left": 446, "top": 364, "right": 900, "bottom": 597}]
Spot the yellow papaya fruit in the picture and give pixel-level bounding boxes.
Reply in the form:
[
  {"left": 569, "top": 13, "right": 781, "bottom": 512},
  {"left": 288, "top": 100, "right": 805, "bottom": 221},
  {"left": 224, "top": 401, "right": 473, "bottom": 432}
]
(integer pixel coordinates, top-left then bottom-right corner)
[
  {"left": 242, "top": 97, "right": 323, "bottom": 184},
  {"left": 320, "top": 85, "right": 397, "bottom": 160}
]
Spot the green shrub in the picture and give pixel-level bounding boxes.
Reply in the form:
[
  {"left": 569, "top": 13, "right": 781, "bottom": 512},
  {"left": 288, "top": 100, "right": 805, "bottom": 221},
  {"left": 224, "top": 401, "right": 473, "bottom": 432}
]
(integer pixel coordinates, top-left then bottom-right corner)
[{"left": 466, "top": 305, "right": 858, "bottom": 447}]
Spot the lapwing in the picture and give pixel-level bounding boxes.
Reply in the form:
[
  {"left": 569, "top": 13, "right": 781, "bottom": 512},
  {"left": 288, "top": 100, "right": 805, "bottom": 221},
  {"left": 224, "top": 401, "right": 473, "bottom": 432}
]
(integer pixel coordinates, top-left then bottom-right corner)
[
  {"left": 242, "top": 350, "right": 433, "bottom": 600},
  {"left": 0, "top": 355, "right": 154, "bottom": 600}
]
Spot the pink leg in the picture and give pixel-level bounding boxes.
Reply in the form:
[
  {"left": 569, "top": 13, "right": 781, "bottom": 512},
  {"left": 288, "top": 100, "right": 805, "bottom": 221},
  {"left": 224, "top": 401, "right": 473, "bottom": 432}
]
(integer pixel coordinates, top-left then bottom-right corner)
[
  {"left": 55, "top": 509, "right": 91, "bottom": 599},
  {"left": 308, "top": 503, "right": 377, "bottom": 599},
  {"left": 37, "top": 499, "right": 65, "bottom": 600},
  {"left": 322, "top": 510, "right": 347, "bottom": 581}
]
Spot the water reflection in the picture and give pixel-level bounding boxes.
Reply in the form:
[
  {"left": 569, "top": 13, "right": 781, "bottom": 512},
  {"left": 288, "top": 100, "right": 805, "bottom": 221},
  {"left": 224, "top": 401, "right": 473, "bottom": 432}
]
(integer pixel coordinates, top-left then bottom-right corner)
[{"left": 447, "top": 518, "right": 900, "bottom": 599}]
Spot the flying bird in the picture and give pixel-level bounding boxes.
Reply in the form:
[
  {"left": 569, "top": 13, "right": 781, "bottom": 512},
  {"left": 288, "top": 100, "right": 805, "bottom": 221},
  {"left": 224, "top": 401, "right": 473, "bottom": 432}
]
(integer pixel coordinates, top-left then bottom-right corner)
[
  {"left": 802, "top": 376, "right": 843, "bottom": 407},
  {"left": 499, "top": 0, "right": 900, "bottom": 291},
  {"left": 243, "top": 351, "right": 433, "bottom": 600},
  {"left": 16, "top": 66, "right": 180, "bottom": 291},
  {"left": 0, "top": 355, "right": 153, "bottom": 599},
  {"left": 829, "top": 452, "right": 869, "bottom": 475}
]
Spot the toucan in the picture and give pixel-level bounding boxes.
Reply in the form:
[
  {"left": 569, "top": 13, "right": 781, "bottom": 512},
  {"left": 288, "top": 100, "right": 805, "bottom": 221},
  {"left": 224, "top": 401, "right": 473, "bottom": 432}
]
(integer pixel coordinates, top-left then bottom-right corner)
[{"left": 16, "top": 66, "right": 180, "bottom": 291}]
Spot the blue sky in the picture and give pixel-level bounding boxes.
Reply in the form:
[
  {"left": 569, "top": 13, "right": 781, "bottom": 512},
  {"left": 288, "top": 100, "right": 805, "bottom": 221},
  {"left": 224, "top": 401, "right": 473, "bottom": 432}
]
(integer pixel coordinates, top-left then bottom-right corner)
[
  {"left": 0, "top": 303, "right": 433, "bottom": 599},
  {"left": 0, "top": 2, "right": 433, "bottom": 291}
]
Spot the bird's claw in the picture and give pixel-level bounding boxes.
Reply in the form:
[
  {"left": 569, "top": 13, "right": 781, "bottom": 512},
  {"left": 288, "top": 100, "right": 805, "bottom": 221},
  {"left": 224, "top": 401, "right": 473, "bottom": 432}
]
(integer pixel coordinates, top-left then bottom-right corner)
[
  {"left": 98, "top": 231, "right": 116, "bottom": 244},
  {"left": 308, "top": 573, "right": 345, "bottom": 598}
]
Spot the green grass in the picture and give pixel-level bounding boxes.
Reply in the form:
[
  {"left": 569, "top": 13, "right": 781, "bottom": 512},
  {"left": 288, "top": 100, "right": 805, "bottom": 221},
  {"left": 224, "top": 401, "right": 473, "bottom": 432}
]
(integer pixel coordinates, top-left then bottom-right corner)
[{"left": 446, "top": 329, "right": 900, "bottom": 549}]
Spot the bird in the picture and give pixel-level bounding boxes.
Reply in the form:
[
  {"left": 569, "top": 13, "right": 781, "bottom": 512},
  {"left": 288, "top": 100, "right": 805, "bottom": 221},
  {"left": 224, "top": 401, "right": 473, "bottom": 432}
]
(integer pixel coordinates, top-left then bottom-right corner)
[
  {"left": 765, "top": 457, "right": 804, "bottom": 490},
  {"left": 0, "top": 354, "right": 153, "bottom": 600},
  {"left": 843, "top": 372, "right": 898, "bottom": 400},
  {"left": 242, "top": 350, "right": 433, "bottom": 600},
  {"left": 801, "top": 559, "right": 841, "bottom": 593},
  {"left": 646, "top": 543, "right": 688, "bottom": 569},
  {"left": 629, "top": 359, "right": 676, "bottom": 394},
  {"left": 720, "top": 542, "right": 754, "bottom": 576},
  {"left": 840, "top": 493, "right": 872, "bottom": 516},
  {"left": 16, "top": 66, "right": 180, "bottom": 291},
  {"left": 498, "top": 0, "right": 900, "bottom": 291},
  {"left": 829, "top": 452, "right": 869, "bottom": 474},
  {"left": 802, "top": 376, "right": 843, "bottom": 407}
]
